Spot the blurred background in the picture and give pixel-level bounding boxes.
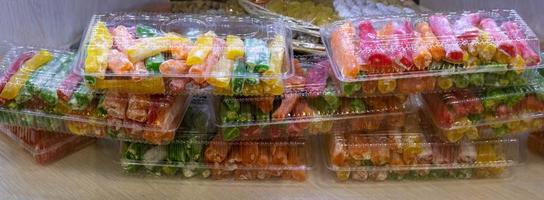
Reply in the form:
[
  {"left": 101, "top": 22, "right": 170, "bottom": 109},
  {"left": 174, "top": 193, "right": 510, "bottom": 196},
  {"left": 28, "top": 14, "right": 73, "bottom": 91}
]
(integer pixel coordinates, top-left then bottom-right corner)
[{"left": 0, "top": 0, "right": 542, "bottom": 48}]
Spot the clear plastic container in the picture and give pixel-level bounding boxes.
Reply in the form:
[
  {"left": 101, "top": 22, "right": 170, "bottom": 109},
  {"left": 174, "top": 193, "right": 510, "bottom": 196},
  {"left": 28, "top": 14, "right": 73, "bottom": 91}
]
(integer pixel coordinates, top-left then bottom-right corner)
[
  {"left": 1, "top": 126, "right": 95, "bottom": 165},
  {"left": 0, "top": 46, "right": 192, "bottom": 144},
  {"left": 324, "top": 131, "right": 520, "bottom": 182},
  {"left": 421, "top": 83, "right": 544, "bottom": 142},
  {"left": 321, "top": 10, "right": 542, "bottom": 95},
  {"left": 528, "top": 131, "right": 544, "bottom": 156},
  {"left": 214, "top": 94, "right": 414, "bottom": 141},
  {"left": 120, "top": 134, "right": 311, "bottom": 182},
  {"left": 77, "top": 13, "right": 294, "bottom": 96}
]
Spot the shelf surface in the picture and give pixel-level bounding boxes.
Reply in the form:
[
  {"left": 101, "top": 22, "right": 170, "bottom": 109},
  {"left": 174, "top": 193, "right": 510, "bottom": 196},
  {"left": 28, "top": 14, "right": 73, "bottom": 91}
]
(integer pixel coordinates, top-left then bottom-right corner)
[{"left": 1, "top": 134, "right": 544, "bottom": 200}]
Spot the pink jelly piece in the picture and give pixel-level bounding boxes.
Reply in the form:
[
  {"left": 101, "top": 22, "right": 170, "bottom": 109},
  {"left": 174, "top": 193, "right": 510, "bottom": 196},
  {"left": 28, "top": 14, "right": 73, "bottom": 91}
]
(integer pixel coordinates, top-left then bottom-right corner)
[
  {"left": 112, "top": 25, "right": 136, "bottom": 52},
  {"left": 501, "top": 21, "right": 541, "bottom": 66},
  {"left": 57, "top": 66, "right": 83, "bottom": 102},
  {"left": 453, "top": 13, "right": 481, "bottom": 45},
  {"left": 480, "top": 18, "right": 517, "bottom": 57},
  {"left": 391, "top": 20, "right": 415, "bottom": 71},
  {"left": 304, "top": 60, "right": 329, "bottom": 93},
  {"left": 358, "top": 20, "right": 393, "bottom": 73},
  {"left": 429, "top": 14, "right": 465, "bottom": 63},
  {"left": 0, "top": 51, "right": 35, "bottom": 92}
]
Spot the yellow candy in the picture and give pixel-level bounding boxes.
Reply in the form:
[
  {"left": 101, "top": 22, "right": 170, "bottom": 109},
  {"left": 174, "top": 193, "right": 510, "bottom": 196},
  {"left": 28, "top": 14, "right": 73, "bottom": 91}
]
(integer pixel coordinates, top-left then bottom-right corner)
[
  {"left": 93, "top": 77, "right": 165, "bottom": 94},
  {"left": 186, "top": 31, "right": 215, "bottom": 65},
  {"left": 377, "top": 79, "right": 396, "bottom": 94},
  {"left": 445, "top": 129, "right": 465, "bottom": 143},
  {"left": 84, "top": 21, "right": 113, "bottom": 78},
  {"left": 437, "top": 76, "right": 453, "bottom": 90},
  {"left": 263, "top": 35, "right": 285, "bottom": 85},
  {"left": 510, "top": 55, "right": 525, "bottom": 74},
  {"left": 464, "top": 126, "right": 479, "bottom": 140},
  {"left": 0, "top": 50, "right": 53, "bottom": 99},
  {"left": 207, "top": 56, "right": 233, "bottom": 89},
  {"left": 476, "top": 144, "right": 497, "bottom": 163},
  {"left": 127, "top": 34, "right": 190, "bottom": 63},
  {"left": 336, "top": 171, "right": 350, "bottom": 181},
  {"left": 225, "top": 35, "right": 244, "bottom": 60}
]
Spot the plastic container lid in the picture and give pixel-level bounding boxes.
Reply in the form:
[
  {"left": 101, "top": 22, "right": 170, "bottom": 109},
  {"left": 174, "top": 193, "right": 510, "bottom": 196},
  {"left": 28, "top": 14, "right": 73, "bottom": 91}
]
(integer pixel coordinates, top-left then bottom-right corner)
[
  {"left": 324, "top": 131, "right": 519, "bottom": 182},
  {"left": 120, "top": 134, "right": 311, "bottom": 181},
  {"left": 1, "top": 126, "right": 95, "bottom": 165},
  {"left": 77, "top": 13, "right": 294, "bottom": 96},
  {"left": 321, "top": 10, "right": 542, "bottom": 95}
]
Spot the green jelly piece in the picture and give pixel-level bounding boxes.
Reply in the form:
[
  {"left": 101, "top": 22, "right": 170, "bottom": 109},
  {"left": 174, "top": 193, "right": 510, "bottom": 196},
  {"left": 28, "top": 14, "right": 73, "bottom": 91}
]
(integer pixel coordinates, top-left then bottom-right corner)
[{"left": 145, "top": 53, "right": 165, "bottom": 72}]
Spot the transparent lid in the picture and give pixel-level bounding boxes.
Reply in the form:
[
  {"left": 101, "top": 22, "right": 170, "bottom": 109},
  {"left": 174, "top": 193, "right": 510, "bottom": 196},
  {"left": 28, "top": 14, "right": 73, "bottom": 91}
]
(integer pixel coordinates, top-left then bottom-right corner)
[
  {"left": 421, "top": 79, "right": 544, "bottom": 131},
  {"left": 325, "top": 131, "right": 520, "bottom": 173},
  {"left": 77, "top": 13, "right": 294, "bottom": 96},
  {"left": 321, "top": 9, "right": 541, "bottom": 86},
  {"left": 120, "top": 134, "right": 311, "bottom": 181}
]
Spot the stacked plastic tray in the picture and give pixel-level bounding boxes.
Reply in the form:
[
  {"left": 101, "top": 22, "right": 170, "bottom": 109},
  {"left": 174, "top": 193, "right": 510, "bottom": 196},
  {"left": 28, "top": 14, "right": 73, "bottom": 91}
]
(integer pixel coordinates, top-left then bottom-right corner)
[
  {"left": 320, "top": 9, "right": 541, "bottom": 182},
  {"left": 0, "top": 125, "right": 95, "bottom": 164},
  {"left": 0, "top": 8, "right": 542, "bottom": 184}
]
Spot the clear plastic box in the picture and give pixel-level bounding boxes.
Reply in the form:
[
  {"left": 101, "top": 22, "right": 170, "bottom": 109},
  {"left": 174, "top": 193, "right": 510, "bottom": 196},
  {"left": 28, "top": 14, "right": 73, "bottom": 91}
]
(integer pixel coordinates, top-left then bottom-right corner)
[
  {"left": 421, "top": 84, "right": 544, "bottom": 142},
  {"left": 321, "top": 10, "right": 542, "bottom": 95},
  {"left": 120, "top": 134, "right": 311, "bottom": 182},
  {"left": 1, "top": 126, "right": 95, "bottom": 165},
  {"left": 324, "top": 131, "right": 520, "bottom": 182},
  {"left": 0, "top": 46, "right": 192, "bottom": 144},
  {"left": 214, "top": 94, "right": 414, "bottom": 141},
  {"left": 76, "top": 13, "right": 294, "bottom": 96}
]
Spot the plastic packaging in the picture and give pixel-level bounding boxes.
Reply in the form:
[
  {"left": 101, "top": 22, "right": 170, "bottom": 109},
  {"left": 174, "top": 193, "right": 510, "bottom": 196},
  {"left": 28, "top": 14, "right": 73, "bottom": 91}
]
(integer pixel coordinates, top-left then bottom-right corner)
[
  {"left": 325, "top": 131, "right": 520, "bottom": 182},
  {"left": 1, "top": 126, "right": 95, "bottom": 165},
  {"left": 214, "top": 94, "right": 413, "bottom": 140},
  {"left": 528, "top": 131, "right": 544, "bottom": 157},
  {"left": 120, "top": 134, "right": 311, "bottom": 182},
  {"left": 321, "top": 10, "right": 542, "bottom": 95},
  {"left": 77, "top": 13, "right": 294, "bottom": 96},
  {"left": 0, "top": 46, "right": 191, "bottom": 144},
  {"left": 421, "top": 83, "right": 544, "bottom": 142}
]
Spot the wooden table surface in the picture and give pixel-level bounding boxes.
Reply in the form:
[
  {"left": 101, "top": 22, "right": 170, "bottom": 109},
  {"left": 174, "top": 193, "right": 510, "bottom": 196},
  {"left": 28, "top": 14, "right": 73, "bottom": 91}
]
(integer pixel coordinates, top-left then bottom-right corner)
[{"left": 0, "top": 134, "right": 543, "bottom": 200}]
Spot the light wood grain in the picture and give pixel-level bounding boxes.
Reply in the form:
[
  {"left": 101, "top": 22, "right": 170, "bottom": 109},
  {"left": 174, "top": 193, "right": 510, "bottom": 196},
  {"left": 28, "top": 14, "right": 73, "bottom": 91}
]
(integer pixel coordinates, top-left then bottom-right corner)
[{"left": 0, "top": 134, "right": 544, "bottom": 200}]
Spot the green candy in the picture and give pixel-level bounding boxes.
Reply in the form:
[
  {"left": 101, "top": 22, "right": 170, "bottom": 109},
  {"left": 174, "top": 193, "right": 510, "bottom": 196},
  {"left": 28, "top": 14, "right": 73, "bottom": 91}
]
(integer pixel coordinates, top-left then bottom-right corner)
[
  {"left": 223, "top": 127, "right": 240, "bottom": 141},
  {"left": 39, "top": 54, "right": 74, "bottom": 106},
  {"left": 145, "top": 53, "right": 165, "bottom": 72},
  {"left": 453, "top": 75, "right": 469, "bottom": 88},
  {"left": 136, "top": 24, "right": 160, "bottom": 38},
  {"left": 244, "top": 38, "right": 270, "bottom": 73},
  {"left": 468, "top": 73, "right": 484, "bottom": 87},
  {"left": 231, "top": 59, "right": 246, "bottom": 94},
  {"left": 343, "top": 82, "right": 361, "bottom": 96},
  {"left": 222, "top": 96, "right": 240, "bottom": 111}
]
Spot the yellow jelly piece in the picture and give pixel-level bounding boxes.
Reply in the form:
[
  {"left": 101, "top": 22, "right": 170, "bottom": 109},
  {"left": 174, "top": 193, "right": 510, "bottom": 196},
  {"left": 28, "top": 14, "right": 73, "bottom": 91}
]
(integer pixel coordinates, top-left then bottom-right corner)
[
  {"left": 85, "top": 21, "right": 113, "bottom": 78},
  {"left": 186, "top": 31, "right": 215, "bottom": 65},
  {"left": 377, "top": 79, "right": 396, "bottom": 94},
  {"left": 336, "top": 171, "right": 350, "bottom": 181},
  {"left": 0, "top": 50, "right": 53, "bottom": 99},
  {"left": 263, "top": 35, "right": 285, "bottom": 85},
  {"left": 437, "top": 76, "right": 453, "bottom": 90},
  {"left": 207, "top": 56, "right": 233, "bottom": 89},
  {"left": 510, "top": 55, "right": 525, "bottom": 74},
  {"left": 476, "top": 144, "right": 497, "bottom": 163},
  {"left": 464, "top": 126, "right": 479, "bottom": 140},
  {"left": 446, "top": 130, "right": 465, "bottom": 143},
  {"left": 127, "top": 35, "right": 190, "bottom": 63},
  {"left": 225, "top": 35, "right": 244, "bottom": 60},
  {"left": 242, "top": 83, "right": 263, "bottom": 96},
  {"left": 94, "top": 77, "right": 165, "bottom": 94}
]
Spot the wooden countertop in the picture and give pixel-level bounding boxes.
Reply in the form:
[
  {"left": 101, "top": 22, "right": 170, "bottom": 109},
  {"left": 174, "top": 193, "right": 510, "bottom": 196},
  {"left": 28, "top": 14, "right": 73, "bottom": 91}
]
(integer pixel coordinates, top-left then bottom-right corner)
[{"left": 0, "top": 134, "right": 543, "bottom": 200}]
